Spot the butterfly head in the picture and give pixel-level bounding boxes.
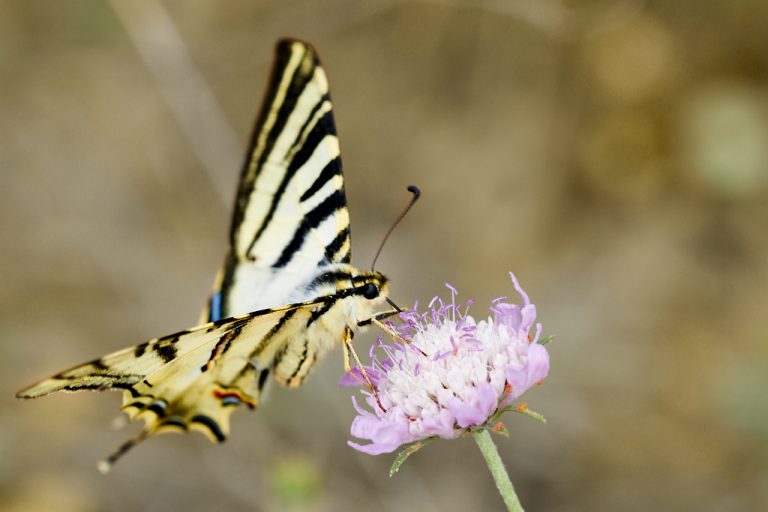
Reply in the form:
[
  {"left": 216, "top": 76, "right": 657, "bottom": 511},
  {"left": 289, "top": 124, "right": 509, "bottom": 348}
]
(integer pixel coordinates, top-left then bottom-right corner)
[
  {"left": 348, "top": 270, "right": 389, "bottom": 302},
  {"left": 304, "top": 265, "right": 389, "bottom": 321},
  {"left": 341, "top": 268, "right": 390, "bottom": 326}
]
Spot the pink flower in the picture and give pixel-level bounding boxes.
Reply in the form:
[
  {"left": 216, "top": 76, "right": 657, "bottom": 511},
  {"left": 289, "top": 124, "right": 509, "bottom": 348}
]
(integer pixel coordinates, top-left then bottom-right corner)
[{"left": 344, "top": 273, "right": 550, "bottom": 455}]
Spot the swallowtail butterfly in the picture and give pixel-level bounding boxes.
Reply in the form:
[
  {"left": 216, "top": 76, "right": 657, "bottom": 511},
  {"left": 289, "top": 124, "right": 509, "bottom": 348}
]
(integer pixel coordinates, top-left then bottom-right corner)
[{"left": 17, "top": 39, "right": 397, "bottom": 471}]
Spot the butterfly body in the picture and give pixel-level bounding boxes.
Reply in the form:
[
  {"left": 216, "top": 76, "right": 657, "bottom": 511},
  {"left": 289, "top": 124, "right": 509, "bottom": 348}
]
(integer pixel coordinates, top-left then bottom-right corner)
[{"left": 17, "top": 39, "right": 394, "bottom": 468}]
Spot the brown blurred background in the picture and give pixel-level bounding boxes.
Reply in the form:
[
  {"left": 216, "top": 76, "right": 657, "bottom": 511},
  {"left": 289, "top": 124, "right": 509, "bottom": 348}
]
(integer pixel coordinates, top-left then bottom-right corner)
[{"left": 2, "top": 1, "right": 768, "bottom": 511}]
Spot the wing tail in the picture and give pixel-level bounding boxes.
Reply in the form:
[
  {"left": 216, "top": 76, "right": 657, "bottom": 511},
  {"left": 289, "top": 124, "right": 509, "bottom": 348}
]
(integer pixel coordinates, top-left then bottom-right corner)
[
  {"left": 98, "top": 385, "right": 263, "bottom": 474},
  {"left": 94, "top": 358, "right": 274, "bottom": 471}
]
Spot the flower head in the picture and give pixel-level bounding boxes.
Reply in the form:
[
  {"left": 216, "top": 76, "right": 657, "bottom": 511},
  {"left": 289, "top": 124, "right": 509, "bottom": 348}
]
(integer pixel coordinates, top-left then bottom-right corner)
[{"left": 343, "top": 273, "right": 550, "bottom": 455}]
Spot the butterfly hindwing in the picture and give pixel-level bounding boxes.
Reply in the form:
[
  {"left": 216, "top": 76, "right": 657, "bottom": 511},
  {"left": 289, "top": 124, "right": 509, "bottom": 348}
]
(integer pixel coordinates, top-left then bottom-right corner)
[
  {"left": 205, "top": 39, "right": 351, "bottom": 323},
  {"left": 18, "top": 302, "right": 323, "bottom": 443}
]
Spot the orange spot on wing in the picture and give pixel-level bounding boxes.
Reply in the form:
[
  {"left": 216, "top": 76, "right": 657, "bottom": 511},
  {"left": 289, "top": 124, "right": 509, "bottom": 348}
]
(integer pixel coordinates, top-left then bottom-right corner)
[{"left": 213, "top": 389, "right": 257, "bottom": 409}]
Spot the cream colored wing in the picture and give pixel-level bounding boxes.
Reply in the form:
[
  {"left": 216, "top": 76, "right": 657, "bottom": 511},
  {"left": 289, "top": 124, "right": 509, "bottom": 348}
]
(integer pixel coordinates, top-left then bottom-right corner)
[{"left": 17, "top": 302, "right": 318, "bottom": 469}]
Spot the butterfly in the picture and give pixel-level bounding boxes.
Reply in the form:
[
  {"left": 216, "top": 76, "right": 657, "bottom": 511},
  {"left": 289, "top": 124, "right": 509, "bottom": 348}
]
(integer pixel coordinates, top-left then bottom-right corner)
[{"left": 17, "top": 39, "right": 409, "bottom": 471}]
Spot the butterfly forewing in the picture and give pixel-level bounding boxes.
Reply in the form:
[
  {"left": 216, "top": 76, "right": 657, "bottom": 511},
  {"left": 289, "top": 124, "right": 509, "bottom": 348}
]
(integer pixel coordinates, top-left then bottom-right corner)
[{"left": 206, "top": 39, "right": 351, "bottom": 323}]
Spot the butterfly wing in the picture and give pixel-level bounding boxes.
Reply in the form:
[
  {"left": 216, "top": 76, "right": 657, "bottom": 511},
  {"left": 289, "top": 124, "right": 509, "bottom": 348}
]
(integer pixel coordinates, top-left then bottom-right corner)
[
  {"left": 17, "top": 303, "right": 321, "bottom": 466},
  {"left": 204, "top": 39, "right": 352, "bottom": 323}
]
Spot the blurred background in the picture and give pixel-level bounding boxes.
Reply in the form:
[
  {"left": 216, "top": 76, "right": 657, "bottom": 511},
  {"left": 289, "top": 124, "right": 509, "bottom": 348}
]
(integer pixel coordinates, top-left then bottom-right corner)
[{"left": 2, "top": 1, "right": 768, "bottom": 510}]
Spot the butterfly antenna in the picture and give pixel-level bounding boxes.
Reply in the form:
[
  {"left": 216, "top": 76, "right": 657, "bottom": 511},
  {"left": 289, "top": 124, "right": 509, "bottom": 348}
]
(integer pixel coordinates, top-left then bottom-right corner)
[{"left": 371, "top": 185, "right": 421, "bottom": 270}]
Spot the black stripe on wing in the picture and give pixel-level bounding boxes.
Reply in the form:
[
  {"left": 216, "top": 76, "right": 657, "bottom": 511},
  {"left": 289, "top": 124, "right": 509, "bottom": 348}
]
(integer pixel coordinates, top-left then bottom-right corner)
[
  {"left": 272, "top": 188, "right": 346, "bottom": 268},
  {"left": 229, "top": 40, "right": 318, "bottom": 248},
  {"left": 228, "top": 39, "right": 349, "bottom": 265},
  {"left": 245, "top": 109, "right": 342, "bottom": 259},
  {"left": 301, "top": 155, "right": 341, "bottom": 202},
  {"left": 323, "top": 225, "right": 351, "bottom": 264}
]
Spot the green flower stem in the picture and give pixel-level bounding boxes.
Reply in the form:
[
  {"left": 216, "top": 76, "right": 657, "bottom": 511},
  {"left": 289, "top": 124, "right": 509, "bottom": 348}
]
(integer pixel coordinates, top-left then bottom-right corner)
[{"left": 472, "top": 429, "right": 524, "bottom": 512}]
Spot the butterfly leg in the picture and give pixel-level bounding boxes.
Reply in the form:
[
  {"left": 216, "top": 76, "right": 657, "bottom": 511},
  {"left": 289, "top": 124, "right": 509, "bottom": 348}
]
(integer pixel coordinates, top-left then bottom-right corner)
[
  {"left": 359, "top": 311, "right": 426, "bottom": 355},
  {"left": 357, "top": 310, "right": 410, "bottom": 343},
  {"left": 342, "top": 327, "right": 385, "bottom": 412},
  {"left": 370, "top": 317, "right": 406, "bottom": 342},
  {"left": 369, "top": 316, "right": 428, "bottom": 356},
  {"left": 357, "top": 309, "right": 398, "bottom": 326}
]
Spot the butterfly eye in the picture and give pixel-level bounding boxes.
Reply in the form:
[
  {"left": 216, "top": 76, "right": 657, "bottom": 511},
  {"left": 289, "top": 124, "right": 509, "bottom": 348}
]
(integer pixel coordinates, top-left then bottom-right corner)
[{"left": 362, "top": 283, "right": 380, "bottom": 300}]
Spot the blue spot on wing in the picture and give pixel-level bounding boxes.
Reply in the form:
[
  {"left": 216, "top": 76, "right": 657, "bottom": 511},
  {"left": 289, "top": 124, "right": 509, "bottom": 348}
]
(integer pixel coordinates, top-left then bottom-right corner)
[{"left": 209, "top": 291, "right": 223, "bottom": 322}]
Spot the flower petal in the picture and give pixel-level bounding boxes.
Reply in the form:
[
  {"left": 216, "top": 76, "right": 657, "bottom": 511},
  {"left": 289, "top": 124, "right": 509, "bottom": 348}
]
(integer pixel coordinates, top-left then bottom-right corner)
[
  {"left": 506, "top": 344, "right": 550, "bottom": 400},
  {"left": 339, "top": 368, "right": 364, "bottom": 387},
  {"left": 527, "top": 343, "right": 550, "bottom": 385},
  {"left": 509, "top": 272, "right": 530, "bottom": 306},
  {"left": 493, "top": 303, "right": 523, "bottom": 332},
  {"left": 420, "top": 408, "right": 457, "bottom": 438},
  {"left": 349, "top": 412, "right": 413, "bottom": 455},
  {"left": 447, "top": 382, "right": 499, "bottom": 428},
  {"left": 519, "top": 304, "right": 537, "bottom": 334}
]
